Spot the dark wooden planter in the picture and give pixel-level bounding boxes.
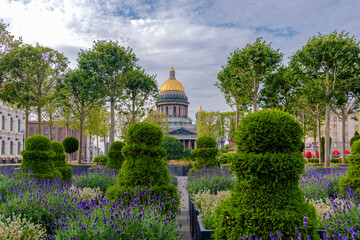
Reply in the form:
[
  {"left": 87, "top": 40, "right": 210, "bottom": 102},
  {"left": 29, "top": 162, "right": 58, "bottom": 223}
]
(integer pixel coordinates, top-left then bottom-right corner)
[
  {"left": 196, "top": 215, "right": 214, "bottom": 240},
  {"left": 167, "top": 166, "right": 193, "bottom": 176},
  {"left": 317, "top": 230, "right": 326, "bottom": 240},
  {"left": 189, "top": 196, "right": 199, "bottom": 238}
]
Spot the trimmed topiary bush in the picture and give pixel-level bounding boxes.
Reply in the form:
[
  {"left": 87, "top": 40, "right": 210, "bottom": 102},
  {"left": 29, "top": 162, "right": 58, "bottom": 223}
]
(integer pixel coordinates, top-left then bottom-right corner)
[
  {"left": 106, "top": 141, "right": 126, "bottom": 170},
  {"left": 213, "top": 109, "right": 318, "bottom": 240},
  {"left": 218, "top": 152, "right": 236, "bottom": 165},
  {"left": 107, "top": 122, "right": 179, "bottom": 210},
  {"left": 21, "top": 135, "right": 61, "bottom": 180},
  {"left": 161, "top": 136, "right": 184, "bottom": 160},
  {"left": 192, "top": 136, "right": 218, "bottom": 170},
  {"left": 93, "top": 155, "right": 108, "bottom": 166},
  {"left": 339, "top": 139, "right": 360, "bottom": 194},
  {"left": 51, "top": 141, "right": 73, "bottom": 182},
  {"left": 350, "top": 131, "right": 360, "bottom": 148},
  {"left": 62, "top": 136, "right": 79, "bottom": 158}
]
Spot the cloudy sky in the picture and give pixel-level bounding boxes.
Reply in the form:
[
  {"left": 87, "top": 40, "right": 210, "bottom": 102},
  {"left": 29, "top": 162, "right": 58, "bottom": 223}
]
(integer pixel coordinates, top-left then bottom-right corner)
[{"left": 1, "top": 0, "right": 360, "bottom": 119}]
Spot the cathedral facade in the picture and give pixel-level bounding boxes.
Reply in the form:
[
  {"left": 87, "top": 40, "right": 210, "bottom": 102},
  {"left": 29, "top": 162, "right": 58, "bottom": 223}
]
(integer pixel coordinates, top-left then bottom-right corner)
[{"left": 156, "top": 67, "right": 197, "bottom": 149}]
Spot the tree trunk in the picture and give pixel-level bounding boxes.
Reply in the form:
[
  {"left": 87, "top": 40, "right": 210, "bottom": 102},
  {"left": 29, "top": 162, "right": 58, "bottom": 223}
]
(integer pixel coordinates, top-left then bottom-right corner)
[
  {"left": 317, "top": 104, "right": 322, "bottom": 163},
  {"left": 313, "top": 132, "right": 317, "bottom": 160},
  {"left": 25, "top": 107, "right": 29, "bottom": 139},
  {"left": 235, "top": 105, "right": 240, "bottom": 126},
  {"left": 78, "top": 105, "right": 84, "bottom": 164},
  {"left": 88, "top": 133, "right": 91, "bottom": 162},
  {"left": 97, "top": 135, "right": 100, "bottom": 156},
  {"left": 37, "top": 107, "right": 41, "bottom": 135},
  {"left": 303, "top": 113, "right": 306, "bottom": 153},
  {"left": 66, "top": 124, "right": 69, "bottom": 138},
  {"left": 110, "top": 100, "right": 115, "bottom": 144},
  {"left": 342, "top": 108, "right": 346, "bottom": 164},
  {"left": 324, "top": 72, "right": 330, "bottom": 168},
  {"left": 103, "top": 136, "right": 106, "bottom": 155},
  {"left": 253, "top": 79, "right": 258, "bottom": 112}
]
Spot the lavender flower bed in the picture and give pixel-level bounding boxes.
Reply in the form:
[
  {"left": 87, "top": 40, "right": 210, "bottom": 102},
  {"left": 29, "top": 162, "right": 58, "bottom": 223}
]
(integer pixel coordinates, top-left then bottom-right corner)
[
  {"left": 0, "top": 169, "right": 181, "bottom": 239},
  {"left": 300, "top": 168, "right": 348, "bottom": 201},
  {"left": 186, "top": 167, "right": 236, "bottom": 198}
]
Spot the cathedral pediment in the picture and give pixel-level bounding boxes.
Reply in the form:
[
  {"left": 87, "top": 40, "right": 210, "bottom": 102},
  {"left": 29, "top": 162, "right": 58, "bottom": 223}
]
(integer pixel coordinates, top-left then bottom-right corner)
[{"left": 169, "top": 128, "right": 197, "bottom": 136}]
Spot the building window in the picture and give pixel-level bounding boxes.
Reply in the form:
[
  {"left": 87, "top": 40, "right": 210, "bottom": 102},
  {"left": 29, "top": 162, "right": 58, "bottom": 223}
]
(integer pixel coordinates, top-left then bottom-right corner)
[
  {"left": 2, "top": 116, "right": 4, "bottom": 130},
  {"left": 10, "top": 118, "right": 13, "bottom": 131},
  {"left": 10, "top": 141, "right": 13, "bottom": 155},
  {"left": 18, "top": 119, "right": 21, "bottom": 132},
  {"left": 333, "top": 125, "right": 337, "bottom": 130},
  {"left": 44, "top": 129, "right": 49, "bottom": 135},
  {"left": 173, "top": 106, "right": 176, "bottom": 117},
  {"left": 1, "top": 141, "right": 5, "bottom": 155},
  {"left": 52, "top": 128, "right": 55, "bottom": 134},
  {"left": 58, "top": 138, "right": 62, "bottom": 142},
  {"left": 59, "top": 129, "right": 62, "bottom": 134},
  {"left": 333, "top": 116, "right": 337, "bottom": 122},
  {"left": 179, "top": 107, "right": 181, "bottom": 116},
  {"left": 166, "top": 107, "right": 168, "bottom": 115},
  {"left": 17, "top": 142, "right": 21, "bottom": 154},
  {"left": 30, "top": 128, "right": 34, "bottom": 135},
  {"left": 334, "top": 143, "right": 337, "bottom": 147},
  {"left": 100, "top": 139, "right": 104, "bottom": 142}
]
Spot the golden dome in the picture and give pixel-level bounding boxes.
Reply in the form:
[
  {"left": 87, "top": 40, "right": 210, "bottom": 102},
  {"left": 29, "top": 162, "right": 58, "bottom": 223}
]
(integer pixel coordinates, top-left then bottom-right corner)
[
  {"left": 160, "top": 67, "right": 185, "bottom": 92},
  {"left": 198, "top": 106, "right": 204, "bottom": 112},
  {"left": 160, "top": 79, "right": 185, "bottom": 92},
  {"left": 152, "top": 106, "right": 157, "bottom": 111}
]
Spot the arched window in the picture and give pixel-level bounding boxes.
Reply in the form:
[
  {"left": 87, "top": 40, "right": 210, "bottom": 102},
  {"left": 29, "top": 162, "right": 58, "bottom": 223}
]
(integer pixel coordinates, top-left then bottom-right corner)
[
  {"left": 10, "top": 141, "right": 13, "bottom": 155},
  {"left": 179, "top": 107, "right": 181, "bottom": 116},
  {"left": 173, "top": 106, "right": 176, "bottom": 117},
  {"left": 166, "top": 107, "right": 168, "bottom": 115},
  {"left": 18, "top": 119, "right": 21, "bottom": 132},
  {"left": 10, "top": 118, "right": 13, "bottom": 131},
  {"left": 2, "top": 116, "right": 5, "bottom": 130},
  {"left": 17, "top": 142, "right": 21, "bottom": 154},
  {"left": 1, "top": 141, "right": 5, "bottom": 155}
]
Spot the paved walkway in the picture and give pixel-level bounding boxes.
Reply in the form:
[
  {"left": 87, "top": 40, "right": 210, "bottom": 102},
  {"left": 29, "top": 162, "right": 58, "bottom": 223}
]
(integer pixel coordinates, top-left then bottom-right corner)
[{"left": 176, "top": 176, "right": 191, "bottom": 240}]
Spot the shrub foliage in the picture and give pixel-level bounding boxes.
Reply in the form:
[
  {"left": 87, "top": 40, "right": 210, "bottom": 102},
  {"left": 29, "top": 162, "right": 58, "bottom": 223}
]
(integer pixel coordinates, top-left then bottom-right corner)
[
  {"left": 21, "top": 135, "right": 60, "bottom": 180},
  {"left": 62, "top": 137, "right": 79, "bottom": 155},
  {"left": 339, "top": 139, "right": 360, "bottom": 194},
  {"left": 161, "top": 136, "right": 184, "bottom": 160},
  {"left": 93, "top": 155, "right": 108, "bottom": 166},
  {"left": 108, "top": 122, "right": 179, "bottom": 209},
  {"left": 192, "top": 135, "right": 218, "bottom": 170},
  {"left": 106, "top": 141, "right": 126, "bottom": 170},
  {"left": 213, "top": 109, "right": 318, "bottom": 240},
  {"left": 51, "top": 141, "right": 73, "bottom": 182}
]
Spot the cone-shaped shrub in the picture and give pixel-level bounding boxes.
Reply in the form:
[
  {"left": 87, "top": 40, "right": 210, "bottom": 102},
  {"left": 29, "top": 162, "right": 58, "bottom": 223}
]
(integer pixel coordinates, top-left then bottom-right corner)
[
  {"left": 21, "top": 135, "right": 61, "bottom": 180},
  {"left": 213, "top": 109, "right": 318, "bottom": 240},
  {"left": 339, "top": 139, "right": 360, "bottom": 194},
  {"left": 51, "top": 141, "right": 73, "bottom": 182},
  {"left": 192, "top": 136, "right": 218, "bottom": 170},
  {"left": 106, "top": 141, "right": 126, "bottom": 170},
  {"left": 350, "top": 131, "right": 360, "bottom": 148},
  {"left": 108, "top": 122, "right": 179, "bottom": 209}
]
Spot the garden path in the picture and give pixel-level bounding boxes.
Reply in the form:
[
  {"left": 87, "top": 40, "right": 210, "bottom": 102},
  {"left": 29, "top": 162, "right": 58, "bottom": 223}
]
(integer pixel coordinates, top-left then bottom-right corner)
[{"left": 176, "top": 176, "right": 191, "bottom": 239}]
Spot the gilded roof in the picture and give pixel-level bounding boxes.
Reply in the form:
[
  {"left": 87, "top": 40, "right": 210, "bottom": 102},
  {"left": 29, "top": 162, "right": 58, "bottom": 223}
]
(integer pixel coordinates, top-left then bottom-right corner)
[{"left": 160, "top": 79, "right": 184, "bottom": 92}]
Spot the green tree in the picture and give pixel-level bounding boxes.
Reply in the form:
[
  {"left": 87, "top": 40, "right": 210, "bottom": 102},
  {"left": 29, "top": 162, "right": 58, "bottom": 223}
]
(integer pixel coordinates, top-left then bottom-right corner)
[
  {"left": 59, "top": 68, "right": 103, "bottom": 163},
  {"left": 62, "top": 136, "right": 79, "bottom": 162},
  {"left": 145, "top": 112, "right": 169, "bottom": 135},
  {"left": 120, "top": 67, "right": 158, "bottom": 124},
  {"left": 78, "top": 40, "right": 137, "bottom": 144},
  {"left": 291, "top": 31, "right": 360, "bottom": 167},
  {"left": 260, "top": 66, "right": 300, "bottom": 112},
  {"left": 216, "top": 38, "right": 283, "bottom": 113},
  {"left": 197, "top": 111, "right": 221, "bottom": 139},
  {"left": 161, "top": 136, "right": 184, "bottom": 160}
]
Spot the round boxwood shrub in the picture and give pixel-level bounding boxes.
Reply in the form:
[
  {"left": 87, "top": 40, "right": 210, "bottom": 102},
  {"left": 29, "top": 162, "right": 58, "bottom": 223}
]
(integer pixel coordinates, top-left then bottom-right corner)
[
  {"left": 108, "top": 122, "right": 179, "bottom": 211},
  {"left": 106, "top": 141, "right": 126, "bottom": 170},
  {"left": 62, "top": 136, "right": 79, "bottom": 156},
  {"left": 126, "top": 122, "right": 163, "bottom": 146},
  {"left": 339, "top": 139, "right": 360, "bottom": 194},
  {"left": 350, "top": 131, "right": 360, "bottom": 148},
  {"left": 192, "top": 136, "right": 218, "bottom": 170},
  {"left": 21, "top": 135, "right": 61, "bottom": 180},
  {"left": 51, "top": 141, "right": 73, "bottom": 182},
  {"left": 218, "top": 152, "right": 236, "bottom": 165},
  {"left": 93, "top": 155, "right": 108, "bottom": 166},
  {"left": 213, "top": 109, "right": 318, "bottom": 240},
  {"left": 161, "top": 136, "right": 184, "bottom": 160}
]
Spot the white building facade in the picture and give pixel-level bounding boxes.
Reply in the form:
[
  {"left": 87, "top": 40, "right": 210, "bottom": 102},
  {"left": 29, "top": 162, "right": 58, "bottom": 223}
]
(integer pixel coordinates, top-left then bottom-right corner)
[{"left": 0, "top": 102, "right": 25, "bottom": 160}]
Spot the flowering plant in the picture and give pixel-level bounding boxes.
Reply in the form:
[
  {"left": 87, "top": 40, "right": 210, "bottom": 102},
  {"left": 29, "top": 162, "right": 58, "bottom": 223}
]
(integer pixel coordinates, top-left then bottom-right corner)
[{"left": 168, "top": 159, "right": 194, "bottom": 166}]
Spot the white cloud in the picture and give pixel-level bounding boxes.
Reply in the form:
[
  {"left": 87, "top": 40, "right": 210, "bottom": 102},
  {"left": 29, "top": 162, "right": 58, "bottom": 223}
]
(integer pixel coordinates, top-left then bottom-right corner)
[{"left": 1, "top": 0, "right": 360, "bottom": 117}]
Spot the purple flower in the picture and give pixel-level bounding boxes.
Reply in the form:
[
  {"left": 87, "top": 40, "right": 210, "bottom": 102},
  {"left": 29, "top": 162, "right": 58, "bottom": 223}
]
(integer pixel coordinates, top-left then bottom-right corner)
[{"left": 303, "top": 217, "right": 308, "bottom": 228}]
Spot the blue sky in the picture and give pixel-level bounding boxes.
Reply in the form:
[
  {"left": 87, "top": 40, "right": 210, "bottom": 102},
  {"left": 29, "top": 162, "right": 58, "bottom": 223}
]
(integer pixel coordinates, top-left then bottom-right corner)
[{"left": 1, "top": 0, "right": 360, "bottom": 118}]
